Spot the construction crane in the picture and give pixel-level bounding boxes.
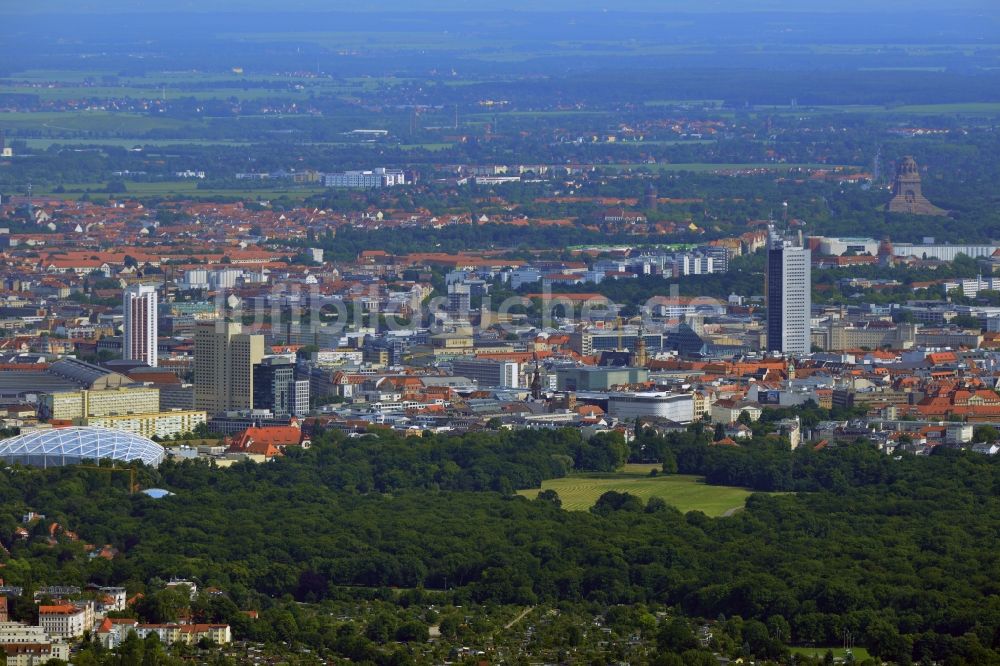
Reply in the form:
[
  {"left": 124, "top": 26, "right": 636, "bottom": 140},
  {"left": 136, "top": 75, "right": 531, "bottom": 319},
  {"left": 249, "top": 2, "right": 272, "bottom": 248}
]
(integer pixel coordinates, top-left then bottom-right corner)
[{"left": 77, "top": 465, "right": 139, "bottom": 495}]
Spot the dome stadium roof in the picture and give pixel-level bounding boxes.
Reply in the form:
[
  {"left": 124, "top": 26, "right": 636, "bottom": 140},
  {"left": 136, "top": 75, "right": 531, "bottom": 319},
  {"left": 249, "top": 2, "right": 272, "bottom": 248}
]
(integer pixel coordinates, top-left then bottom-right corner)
[{"left": 0, "top": 427, "right": 165, "bottom": 468}]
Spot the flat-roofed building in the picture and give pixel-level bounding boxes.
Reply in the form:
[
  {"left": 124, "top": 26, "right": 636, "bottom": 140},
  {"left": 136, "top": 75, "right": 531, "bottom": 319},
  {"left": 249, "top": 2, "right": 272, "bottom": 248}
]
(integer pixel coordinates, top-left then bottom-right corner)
[
  {"left": 194, "top": 322, "right": 265, "bottom": 416},
  {"left": 123, "top": 284, "right": 158, "bottom": 367},
  {"left": 41, "top": 386, "right": 160, "bottom": 421},
  {"left": 607, "top": 392, "right": 694, "bottom": 423},
  {"left": 452, "top": 358, "right": 520, "bottom": 388},
  {"left": 82, "top": 409, "right": 207, "bottom": 439},
  {"left": 556, "top": 367, "right": 648, "bottom": 392},
  {"left": 766, "top": 233, "right": 811, "bottom": 356}
]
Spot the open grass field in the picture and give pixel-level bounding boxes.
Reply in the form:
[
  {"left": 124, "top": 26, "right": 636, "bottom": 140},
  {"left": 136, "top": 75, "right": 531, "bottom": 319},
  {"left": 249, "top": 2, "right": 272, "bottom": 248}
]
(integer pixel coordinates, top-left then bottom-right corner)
[
  {"left": 608, "top": 162, "right": 856, "bottom": 173},
  {"left": 37, "top": 181, "right": 325, "bottom": 200},
  {"left": 751, "top": 102, "right": 1000, "bottom": 117},
  {"left": 517, "top": 465, "right": 762, "bottom": 516},
  {"left": 398, "top": 142, "right": 454, "bottom": 151},
  {"left": 0, "top": 84, "right": 317, "bottom": 103},
  {"left": 644, "top": 99, "right": 725, "bottom": 108},
  {"left": 0, "top": 110, "right": 202, "bottom": 134},
  {"left": 468, "top": 110, "right": 612, "bottom": 119},
  {"left": 892, "top": 102, "right": 1000, "bottom": 114},
  {"left": 790, "top": 647, "right": 871, "bottom": 662},
  {"left": 24, "top": 138, "right": 252, "bottom": 149}
]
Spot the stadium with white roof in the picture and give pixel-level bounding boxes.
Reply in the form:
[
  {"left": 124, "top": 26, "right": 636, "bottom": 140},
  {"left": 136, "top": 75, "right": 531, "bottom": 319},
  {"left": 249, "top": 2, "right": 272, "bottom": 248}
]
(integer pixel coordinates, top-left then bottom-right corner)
[{"left": 0, "top": 427, "right": 166, "bottom": 468}]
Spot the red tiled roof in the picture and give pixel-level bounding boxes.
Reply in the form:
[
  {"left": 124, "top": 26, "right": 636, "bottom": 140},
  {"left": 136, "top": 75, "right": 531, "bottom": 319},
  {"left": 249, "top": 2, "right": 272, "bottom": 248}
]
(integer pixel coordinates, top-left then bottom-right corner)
[
  {"left": 229, "top": 423, "right": 306, "bottom": 457},
  {"left": 39, "top": 604, "right": 80, "bottom": 615}
]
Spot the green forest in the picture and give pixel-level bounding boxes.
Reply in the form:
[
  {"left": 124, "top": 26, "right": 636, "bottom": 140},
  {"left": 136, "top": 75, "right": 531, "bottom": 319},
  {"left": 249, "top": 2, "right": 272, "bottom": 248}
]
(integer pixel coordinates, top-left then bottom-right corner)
[{"left": 1, "top": 426, "right": 999, "bottom": 664}]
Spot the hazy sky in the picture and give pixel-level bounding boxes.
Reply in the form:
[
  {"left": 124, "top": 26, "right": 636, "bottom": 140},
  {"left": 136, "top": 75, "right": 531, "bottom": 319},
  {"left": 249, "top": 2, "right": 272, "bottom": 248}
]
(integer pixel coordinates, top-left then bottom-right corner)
[{"left": 6, "top": 0, "right": 999, "bottom": 13}]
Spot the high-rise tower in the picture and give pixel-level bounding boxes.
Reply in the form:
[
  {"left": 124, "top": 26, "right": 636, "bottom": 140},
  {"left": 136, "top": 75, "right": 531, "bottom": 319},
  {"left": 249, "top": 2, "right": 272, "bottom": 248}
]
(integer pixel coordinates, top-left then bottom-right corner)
[
  {"left": 194, "top": 321, "right": 265, "bottom": 415},
  {"left": 123, "top": 284, "right": 158, "bottom": 367},
  {"left": 765, "top": 231, "right": 811, "bottom": 356}
]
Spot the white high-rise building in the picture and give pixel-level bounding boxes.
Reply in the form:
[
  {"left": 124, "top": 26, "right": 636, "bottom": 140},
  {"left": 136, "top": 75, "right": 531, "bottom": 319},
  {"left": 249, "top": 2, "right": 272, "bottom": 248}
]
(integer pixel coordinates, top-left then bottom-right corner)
[
  {"left": 123, "top": 284, "right": 158, "bottom": 367},
  {"left": 766, "top": 234, "right": 811, "bottom": 356}
]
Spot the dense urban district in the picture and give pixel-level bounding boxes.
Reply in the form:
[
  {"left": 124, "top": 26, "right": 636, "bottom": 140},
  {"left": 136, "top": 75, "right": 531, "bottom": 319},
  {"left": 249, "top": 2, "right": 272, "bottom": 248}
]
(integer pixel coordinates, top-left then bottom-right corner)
[{"left": 2, "top": 5, "right": 1000, "bottom": 666}]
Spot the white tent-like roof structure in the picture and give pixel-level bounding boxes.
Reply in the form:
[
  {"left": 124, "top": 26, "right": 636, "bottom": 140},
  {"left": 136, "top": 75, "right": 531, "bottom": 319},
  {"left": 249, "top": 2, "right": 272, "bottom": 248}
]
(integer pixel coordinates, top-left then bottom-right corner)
[{"left": 0, "top": 427, "right": 165, "bottom": 468}]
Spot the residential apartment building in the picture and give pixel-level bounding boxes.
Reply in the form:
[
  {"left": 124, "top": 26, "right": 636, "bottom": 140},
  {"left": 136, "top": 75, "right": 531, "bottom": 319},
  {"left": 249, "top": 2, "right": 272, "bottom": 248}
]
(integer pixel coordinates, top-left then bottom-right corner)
[
  {"left": 3, "top": 642, "right": 70, "bottom": 666},
  {"left": 324, "top": 168, "right": 406, "bottom": 189},
  {"left": 41, "top": 386, "right": 160, "bottom": 421},
  {"left": 0, "top": 622, "right": 69, "bottom": 661},
  {"left": 138, "top": 624, "right": 231, "bottom": 646},
  {"left": 38, "top": 604, "right": 90, "bottom": 639},
  {"left": 97, "top": 620, "right": 230, "bottom": 649},
  {"left": 711, "top": 400, "right": 763, "bottom": 425},
  {"left": 122, "top": 284, "right": 158, "bottom": 367},
  {"left": 82, "top": 409, "right": 207, "bottom": 439}
]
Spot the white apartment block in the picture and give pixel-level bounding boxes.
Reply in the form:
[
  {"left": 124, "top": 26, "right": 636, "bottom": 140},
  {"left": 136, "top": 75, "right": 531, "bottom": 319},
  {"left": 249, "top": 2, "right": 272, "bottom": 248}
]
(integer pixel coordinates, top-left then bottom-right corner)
[
  {"left": 38, "top": 604, "right": 89, "bottom": 639},
  {"left": 123, "top": 284, "right": 158, "bottom": 367},
  {"left": 324, "top": 168, "right": 406, "bottom": 189},
  {"left": 83, "top": 409, "right": 207, "bottom": 439}
]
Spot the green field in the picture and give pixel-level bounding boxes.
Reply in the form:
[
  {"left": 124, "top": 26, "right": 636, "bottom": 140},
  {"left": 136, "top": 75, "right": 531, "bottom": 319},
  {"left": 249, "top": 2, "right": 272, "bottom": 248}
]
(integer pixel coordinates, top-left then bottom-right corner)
[
  {"left": 398, "top": 143, "right": 454, "bottom": 151},
  {"left": 892, "top": 102, "right": 1000, "bottom": 114},
  {"left": 37, "top": 181, "right": 325, "bottom": 201},
  {"left": 750, "top": 102, "right": 1000, "bottom": 117},
  {"left": 517, "top": 466, "right": 761, "bottom": 516},
  {"left": 644, "top": 99, "right": 725, "bottom": 107},
  {"left": 607, "top": 162, "right": 856, "bottom": 173},
  {"left": 0, "top": 110, "right": 202, "bottom": 133},
  {"left": 24, "top": 138, "right": 252, "bottom": 149},
  {"left": 790, "top": 647, "right": 871, "bottom": 662}
]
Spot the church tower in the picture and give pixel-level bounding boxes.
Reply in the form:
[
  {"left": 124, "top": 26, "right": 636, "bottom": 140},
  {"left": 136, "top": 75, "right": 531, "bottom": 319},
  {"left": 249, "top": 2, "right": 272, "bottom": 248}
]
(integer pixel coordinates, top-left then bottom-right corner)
[
  {"left": 530, "top": 353, "right": 543, "bottom": 400},
  {"left": 877, "top": 237, "right": 895, "bottom": 267},
  {"left": 632, "top": 330, "right": 648, "bottom": 368},
  {"left": 644, "top": 183, "right": 658, "bottom": 212}
]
